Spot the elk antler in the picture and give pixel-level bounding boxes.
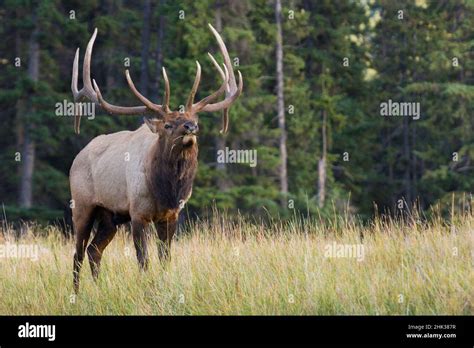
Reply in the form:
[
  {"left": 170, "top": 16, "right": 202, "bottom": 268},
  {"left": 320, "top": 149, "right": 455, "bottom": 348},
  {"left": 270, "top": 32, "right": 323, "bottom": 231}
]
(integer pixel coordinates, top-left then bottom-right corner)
[
  {"left": 186, "top": 58, "right": 230, "bottom": 110},
  {"left": 72, "top": 25, "right": 242, "bottom": 134},
  {"left": 72, "top": 28, "right": 163, "bottom": 133},
  {"left": 188, "top": 24, "right": 244, "bottom": 133}
]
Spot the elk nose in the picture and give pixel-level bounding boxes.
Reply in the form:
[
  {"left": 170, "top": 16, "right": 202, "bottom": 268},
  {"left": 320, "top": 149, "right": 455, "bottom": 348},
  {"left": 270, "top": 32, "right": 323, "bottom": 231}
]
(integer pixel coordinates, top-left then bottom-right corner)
[{"left": 183, "top": 121, "right": 198, "bottom": 134}]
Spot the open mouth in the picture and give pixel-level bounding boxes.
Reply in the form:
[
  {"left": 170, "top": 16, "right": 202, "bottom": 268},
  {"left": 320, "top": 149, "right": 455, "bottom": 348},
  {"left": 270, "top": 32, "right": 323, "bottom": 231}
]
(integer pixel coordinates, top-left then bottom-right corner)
[{"left": 182, "top": 134, "right": 196, "bottom": 146}]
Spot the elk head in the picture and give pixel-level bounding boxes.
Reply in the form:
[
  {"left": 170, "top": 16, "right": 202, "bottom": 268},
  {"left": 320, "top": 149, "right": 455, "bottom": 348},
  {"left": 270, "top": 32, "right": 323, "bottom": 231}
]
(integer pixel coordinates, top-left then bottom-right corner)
[{"left": 71, "top": 24, "right": 243, "bottom": 145}]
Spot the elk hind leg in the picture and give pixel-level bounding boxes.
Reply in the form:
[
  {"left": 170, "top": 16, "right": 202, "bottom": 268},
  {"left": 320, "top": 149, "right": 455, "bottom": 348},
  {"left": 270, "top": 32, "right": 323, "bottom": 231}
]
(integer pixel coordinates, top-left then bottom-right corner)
[
  {"left": 73, "top": 205, "right": 95, "bottom": 293},
  {"left": 87, "top": 209, "right": 117, "bottom": 281}
]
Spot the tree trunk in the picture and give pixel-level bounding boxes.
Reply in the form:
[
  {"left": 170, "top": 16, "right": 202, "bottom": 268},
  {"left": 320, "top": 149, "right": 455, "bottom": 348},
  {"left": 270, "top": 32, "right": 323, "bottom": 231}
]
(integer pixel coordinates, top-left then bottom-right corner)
[
  {"left": 19, "top": 132, "right": 35, "bottom": 208},
  {"left": 411, "top": 110, "right": 417, "bottom": 203},
  {"left": 388, "top": 133, "right": 394, "bottom": 207},
  {"left": 140, "top": 0, "right": 151, "bottom": 97},
  {"left": 15, "top": 21, "right": 25, "bottom": 176},
  {"left": 105, "top": 0, "right": 116, "bottom": 90},
  {"left": 275, "top": 0, "right": 288, "bottom": 206},
  {"left": 402, "top": 116, "right": 411, "bottom": 207},
  {"left": 19, "top": 11, "right": 40, "bottom": 208},
  {"left": 318, "top": 109, "right": 327, "bottom": 208},
  {"left": 401, "top": 32, "right": 411, "bottom": 209},
  {"left": 154, "top": 0, "right": 165, "bottom": 101}
]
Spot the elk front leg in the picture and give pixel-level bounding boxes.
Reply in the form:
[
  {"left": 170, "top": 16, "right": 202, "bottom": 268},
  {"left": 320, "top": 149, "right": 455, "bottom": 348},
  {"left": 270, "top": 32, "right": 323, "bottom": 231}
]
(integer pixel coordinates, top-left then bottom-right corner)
[
  {"left": 132, "top": 220, "right": 149, "bottom": 270},
  {"left": 154, "top": 219, "right": 177, "bottom": 263}
]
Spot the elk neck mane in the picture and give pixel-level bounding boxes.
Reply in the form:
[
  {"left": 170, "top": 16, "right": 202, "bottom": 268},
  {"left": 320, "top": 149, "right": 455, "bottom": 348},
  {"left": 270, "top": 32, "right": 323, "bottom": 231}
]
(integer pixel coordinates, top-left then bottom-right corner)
[{"left": 145, "top": 135, "right": 198, "bottom": 211}]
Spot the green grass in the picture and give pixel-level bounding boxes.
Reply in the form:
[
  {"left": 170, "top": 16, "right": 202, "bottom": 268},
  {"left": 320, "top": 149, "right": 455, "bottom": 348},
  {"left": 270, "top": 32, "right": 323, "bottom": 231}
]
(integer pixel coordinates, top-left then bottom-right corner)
[{"left": 0, "top": 210, "right": 472, "bottom": 315}]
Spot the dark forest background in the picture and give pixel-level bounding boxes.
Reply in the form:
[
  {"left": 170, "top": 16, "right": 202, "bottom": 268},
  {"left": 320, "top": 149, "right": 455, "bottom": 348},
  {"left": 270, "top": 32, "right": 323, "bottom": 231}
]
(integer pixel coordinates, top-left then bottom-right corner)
[{"left": 0, "top": 0, "right": 472, "bottom": 225}]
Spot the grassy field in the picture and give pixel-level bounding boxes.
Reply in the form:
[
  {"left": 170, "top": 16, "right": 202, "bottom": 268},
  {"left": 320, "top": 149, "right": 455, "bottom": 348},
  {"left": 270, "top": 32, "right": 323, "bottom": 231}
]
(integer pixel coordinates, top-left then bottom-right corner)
[{"left": 0, "top": 209, "right": 472, "bottom": 315}]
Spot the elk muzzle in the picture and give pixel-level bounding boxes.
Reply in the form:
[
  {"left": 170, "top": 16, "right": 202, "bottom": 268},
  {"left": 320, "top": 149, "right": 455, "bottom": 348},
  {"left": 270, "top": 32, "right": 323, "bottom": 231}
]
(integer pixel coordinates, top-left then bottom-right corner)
[
  {"left": 183, "top": 121, "right": 198, "bottom": 135},
  {"left": 182, "top": 121, "right": 198, "bottom": 146}
]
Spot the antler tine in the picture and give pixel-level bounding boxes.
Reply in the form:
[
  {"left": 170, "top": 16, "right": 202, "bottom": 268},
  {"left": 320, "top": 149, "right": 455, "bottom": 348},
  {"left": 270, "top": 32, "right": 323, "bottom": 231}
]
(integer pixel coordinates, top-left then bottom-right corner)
[
  {"left": 82, "top": 28, "right": 98, "bottom": 100},
  {"left": 71, "top": 29, "right": 99, "bottom": 103},
  {"left": 219, "top": 70, "right": 243, "bottom": 133},
  {"left": 207, "top": 52, "right": 226, "bottom": 82},
  {"left": 210, "top": 47, "right": 236, "bottom": 134},
  {"left": 125, "top": 70, "right": 166, "bottom": 116},
  {"left": 197, "top": 24, "right": 244, "bottom": 133},
  {"left": 192, "top": 63, "right": 229, "bottom": 112},
  {"left": 203, "top": 69, "right": 242, "bottom": 133},
  {"left": 189, "top": 53, "right": 228, "bottom": 112},
  {"left": 72, "top": 48, "right": 82, "bottom": 134},
  {"left": 200, "top": 69, "right": 243, "bottom": 113},
  {"left": 186, "top": 61, "right": 202, "bottom": 110},
  {"left": 204, "top": 52, "right": 231, "bottom": 133},
  {"left": 208, "top": 24, "right": 236, "bottom": 93},
  {"left": 162, "top": 67, "right": 171, "bottom": 113},
  {"left": 72, "top": 48, "right": 80, "bottom": 98},
  {"left": 72, "top": 28, "right": 99, "bottom": 134}
]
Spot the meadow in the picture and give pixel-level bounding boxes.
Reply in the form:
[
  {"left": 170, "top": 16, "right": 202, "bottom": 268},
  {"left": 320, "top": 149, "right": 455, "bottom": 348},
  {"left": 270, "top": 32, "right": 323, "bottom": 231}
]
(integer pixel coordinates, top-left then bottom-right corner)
[{"left": 0, "top": 209, "right": 472, "bottom": 315}]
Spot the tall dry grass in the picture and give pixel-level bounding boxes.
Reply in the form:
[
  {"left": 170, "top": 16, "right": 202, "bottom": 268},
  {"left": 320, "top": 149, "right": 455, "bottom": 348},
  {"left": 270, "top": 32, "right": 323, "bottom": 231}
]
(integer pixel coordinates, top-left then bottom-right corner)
[{"left": 0, "top": 208, "right": 472, "bottom": 315}]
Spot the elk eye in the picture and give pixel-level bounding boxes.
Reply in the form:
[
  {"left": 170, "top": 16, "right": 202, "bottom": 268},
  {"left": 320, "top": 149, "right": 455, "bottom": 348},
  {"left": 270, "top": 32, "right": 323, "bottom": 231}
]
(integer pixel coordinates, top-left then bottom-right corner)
[{"left": 164, "top": 123, "right": 172, "bottom": 129}]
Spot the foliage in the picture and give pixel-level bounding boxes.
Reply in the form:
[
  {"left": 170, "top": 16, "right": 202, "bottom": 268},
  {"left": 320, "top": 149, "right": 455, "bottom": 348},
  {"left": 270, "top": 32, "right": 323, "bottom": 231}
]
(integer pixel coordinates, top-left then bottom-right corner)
[{"left": 0, "top": 0, "right": 472, "bottom": 222}]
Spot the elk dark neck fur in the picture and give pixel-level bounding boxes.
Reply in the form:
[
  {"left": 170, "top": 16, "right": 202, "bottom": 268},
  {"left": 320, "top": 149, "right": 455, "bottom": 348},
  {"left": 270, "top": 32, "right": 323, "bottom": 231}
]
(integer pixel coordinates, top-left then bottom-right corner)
[{"left": 145, "top": 135, "right": 198, "bottom": 212}]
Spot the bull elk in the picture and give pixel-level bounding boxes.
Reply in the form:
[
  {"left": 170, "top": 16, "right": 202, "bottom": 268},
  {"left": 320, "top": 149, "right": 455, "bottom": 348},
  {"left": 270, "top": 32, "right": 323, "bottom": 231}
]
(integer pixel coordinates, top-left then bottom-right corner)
[{"left": 70, "top": 24, "right": 242, "bottom": 292}]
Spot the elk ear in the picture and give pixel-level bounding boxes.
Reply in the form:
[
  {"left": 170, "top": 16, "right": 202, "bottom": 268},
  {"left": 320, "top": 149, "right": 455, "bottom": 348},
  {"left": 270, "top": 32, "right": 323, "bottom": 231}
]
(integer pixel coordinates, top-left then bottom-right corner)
[{"left": 144, "top": 118, "right": 162, "bottom": 133}]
